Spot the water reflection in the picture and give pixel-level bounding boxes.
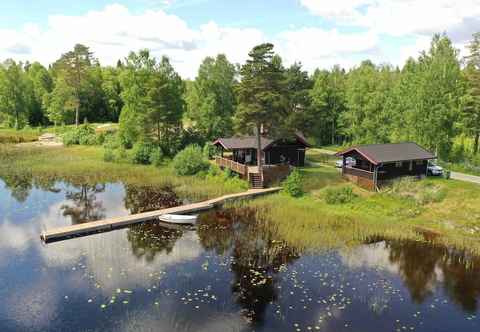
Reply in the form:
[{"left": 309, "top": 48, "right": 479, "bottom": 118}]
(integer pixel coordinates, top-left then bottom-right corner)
[
  {"left": 62, "top": 184, "right": 107, "bottom": 224},
  {"left": 198, "top": 208, "right": 300, "bottom": 324},
  {"left": 0, "top": 175, "right": 479, "bottom": 331}
]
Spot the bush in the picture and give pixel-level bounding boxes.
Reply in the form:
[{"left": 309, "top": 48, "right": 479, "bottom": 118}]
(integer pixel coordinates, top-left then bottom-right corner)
[
  {"left": 203, "top": 143, "right": 218, "bottom": 160},
  {"left": 62, "top": 124, "right": 96, "bottom": 146},
  {"left": 62, "top": 130, "right": 78, "bottom": 146},
  {"left": 282, "top": 169, "right": 304, "bottom": 197},
  {"left": 172, "top": 145, "right": 209, "bottom": 176},
  {"left": 325, "top": 186, "right": 357, "bottom": 204},
  {"left": 103, "top": 148, "right": 115, "bottom": 162},
  {"left": 131, "top": 141, "right": 154, "bottom": 165},
  {"left": 149, "top": 148, "right": 164, "bottom": 167}
]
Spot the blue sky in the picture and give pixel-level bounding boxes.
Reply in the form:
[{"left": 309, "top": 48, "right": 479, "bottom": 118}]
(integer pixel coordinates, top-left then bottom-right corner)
[{"left": 0, "top": 0, "right": 478, "bottom": 78}]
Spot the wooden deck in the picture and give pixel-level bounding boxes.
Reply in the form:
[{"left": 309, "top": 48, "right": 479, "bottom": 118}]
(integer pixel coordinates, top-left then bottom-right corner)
[
  {"left": 40, "top": 187, "right": 281, "bottom": 243},
  {"left": 215, "top": 156, "right": 249, "bottom": 175}
]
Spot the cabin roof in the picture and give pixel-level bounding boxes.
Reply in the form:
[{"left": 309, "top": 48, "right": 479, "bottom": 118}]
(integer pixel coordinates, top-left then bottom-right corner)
[
  {"left": 213, "top": 132, "right": 310, "bottom": 151},
  {"left": 336, "top": 142, "right": 436, "bottom": 165}
]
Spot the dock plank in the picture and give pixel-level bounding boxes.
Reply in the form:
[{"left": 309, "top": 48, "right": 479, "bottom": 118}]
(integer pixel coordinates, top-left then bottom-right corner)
[{"left": 41, "top": 187, "right": 281, "bottom": 243}]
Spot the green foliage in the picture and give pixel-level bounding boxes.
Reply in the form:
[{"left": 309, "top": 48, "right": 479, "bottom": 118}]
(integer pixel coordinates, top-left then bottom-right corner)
[
  {"left": 0, "top": 60, "right": 30, "bottom": 129},
  {"left": 172, "top": 145, "right": 209, "bottom": 176},
  {"left": 62, "top": 124, "right": 96, "bottom": 146},
  {"left": 186, "top": 54, "right": 236, "bottom": 140},
  {"left": 324, "top": 186, "right": 357, "bottom": 204},
  {"left": 118, "top": 50, "right": 185, "bottom": 149},
  {"left": 131, "top": 141, "right": 154, "bottom": 165},
  {"left": 282, "top": 169, "right": 304, "bottom": 197},
  {"left": 149, "top": 148, "right": 164, "bottom": 167},
  {"left": 103, "top": 147, "right": 115, "bottom": 162},
  {"left": 202, "top": 143, "right": 218, "bottom": 160}
]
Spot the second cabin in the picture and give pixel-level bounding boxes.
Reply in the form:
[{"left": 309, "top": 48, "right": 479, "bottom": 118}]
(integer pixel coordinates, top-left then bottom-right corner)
[
  {"left": 213, "top": 132, "right": 310, "bottom": 188},
  {"left": 336, "top": 142, "right": 436, "bottom": 191}
]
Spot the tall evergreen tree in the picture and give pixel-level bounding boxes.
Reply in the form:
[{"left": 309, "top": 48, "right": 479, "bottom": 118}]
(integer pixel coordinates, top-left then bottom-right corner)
[
  {"left": 54, "top": 44, "right": 95, "bottom": 126},
  {"left": 235, "top": 43, "right": 285, "bottom": 177},
  {"left": 463, "top": 32, "right": 480, "bottom": 155}
]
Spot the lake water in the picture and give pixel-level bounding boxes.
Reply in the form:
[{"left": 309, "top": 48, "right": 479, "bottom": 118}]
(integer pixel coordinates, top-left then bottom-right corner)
[{"left": 0, "top": 177, "right": 479, "bottom": 332}]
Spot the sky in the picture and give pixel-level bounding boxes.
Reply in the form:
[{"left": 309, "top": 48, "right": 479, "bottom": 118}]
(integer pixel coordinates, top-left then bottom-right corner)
[{"left": 0, "top": 0, "right": 479, "bottom": 78}]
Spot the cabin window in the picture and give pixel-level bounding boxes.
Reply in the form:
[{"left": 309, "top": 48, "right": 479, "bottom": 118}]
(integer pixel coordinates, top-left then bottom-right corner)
[{"left": 395, "top": 161, "right": 403, "bottom": 168}]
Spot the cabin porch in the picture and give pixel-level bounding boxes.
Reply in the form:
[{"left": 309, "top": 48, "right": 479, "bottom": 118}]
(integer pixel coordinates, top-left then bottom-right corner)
[{"left": 215, "top": 156, "right": 291, "bottom": 189}]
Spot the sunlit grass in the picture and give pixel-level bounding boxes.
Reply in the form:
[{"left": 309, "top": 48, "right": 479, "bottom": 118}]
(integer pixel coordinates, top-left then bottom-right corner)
[
  {"left": 238, "top": 168, "right": 480, "bottom": 255},
  {"left": 0, "top": 144, "right": 246, "bottom": 201}
]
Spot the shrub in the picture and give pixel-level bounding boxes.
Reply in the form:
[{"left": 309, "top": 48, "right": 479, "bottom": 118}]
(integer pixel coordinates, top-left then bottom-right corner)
[
  {"left": 131, "top": 141, "right": 154, "bottom": 165},
  {"left": 325, "top": 186, "right": 357, "bottom": 204},
  {"left": 62, "top": 124, "right": 96, "bottom": 146},
  {"left": 62, "top": 130, "right": 78, "bottom": 146},
  {"left": 172, "top": 145, "right": 209, "bottom": 176},
  {"left": 203, "top": 143, "right": 218, "bottom": 160},
  {"left": 282, "top": 169, "right": 304, "bottom": 197},
  {"left": 103, "top": 148, "right": 115, "bottom": 162},
  {"left": 149, "top": 148, "right": 164, "bottom": 167}
]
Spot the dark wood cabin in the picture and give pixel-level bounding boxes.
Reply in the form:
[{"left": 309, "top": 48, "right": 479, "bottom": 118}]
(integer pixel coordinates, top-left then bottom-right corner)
[
  {"left": 336, "top": 142, "right": 436, "bottom": 191},
  {"left": 213, "top": 133, "right": 310, "bottom": 188}
]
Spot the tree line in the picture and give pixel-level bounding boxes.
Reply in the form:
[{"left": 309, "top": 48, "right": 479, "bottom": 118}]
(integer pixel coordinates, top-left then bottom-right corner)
[{"left": 0, "top": 32, "right": 479, "bottom": 162}]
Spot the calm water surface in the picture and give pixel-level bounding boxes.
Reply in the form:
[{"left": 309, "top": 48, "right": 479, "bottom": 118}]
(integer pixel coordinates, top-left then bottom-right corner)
[{"left": 0, "top": 177, "right": 479, "bottom": 332}]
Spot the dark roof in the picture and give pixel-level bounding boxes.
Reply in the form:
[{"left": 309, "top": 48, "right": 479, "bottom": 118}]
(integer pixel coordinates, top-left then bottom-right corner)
[
  {"left": 213, "top": 132, "right": 310, "bottom": 151},
  {"left": 213, "top": 136, "right": 274, "bottom": 150},
  {"left": 336, "top": 142, "right": 436, "bottom": 165}
]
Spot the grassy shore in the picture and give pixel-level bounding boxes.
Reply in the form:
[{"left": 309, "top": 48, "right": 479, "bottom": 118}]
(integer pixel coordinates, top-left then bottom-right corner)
[
  {"left": 0, "top": 144, "right": 247, "bottom": 201},
  {"left": 240, "top": 153, "right": 480, "bottom": 254},
  {"left": 1, "top": 142, "right": 480, "bottom": 254}
]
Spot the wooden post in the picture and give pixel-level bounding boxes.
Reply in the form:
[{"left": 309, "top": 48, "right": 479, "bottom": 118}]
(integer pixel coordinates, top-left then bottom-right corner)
[{"left": 373, "top": 165, "right": 379, "bottom": 191}]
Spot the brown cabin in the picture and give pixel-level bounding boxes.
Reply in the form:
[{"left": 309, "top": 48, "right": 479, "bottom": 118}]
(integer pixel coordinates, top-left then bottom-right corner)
[
  {"left": 213, "top": 133, "right": 310, "bottom": 188},
  {"left": 336, "top": 142, "right": 436, "bottom": 191}
]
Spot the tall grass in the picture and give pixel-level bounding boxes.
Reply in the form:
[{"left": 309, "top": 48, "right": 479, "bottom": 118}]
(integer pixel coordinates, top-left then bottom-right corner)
[
  {"left": 0, "top": 144, "right": 246, "bottom": 201},
  {"left": 238, "top": 174, "right": 480, "bottom": 255}
]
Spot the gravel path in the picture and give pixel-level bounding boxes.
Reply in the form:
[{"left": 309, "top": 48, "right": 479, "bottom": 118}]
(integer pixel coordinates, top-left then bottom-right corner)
[{"left": 450, "top": 171, "right": 480, "bottom": 185}]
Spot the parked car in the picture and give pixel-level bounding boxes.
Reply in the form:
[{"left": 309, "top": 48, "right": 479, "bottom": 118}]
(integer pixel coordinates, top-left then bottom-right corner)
[
  {"left": 336, "top": 157, "right": 356, "bottom": 168},
  {"left": 427, "top": 162, "right": 444, "bottom": 176}
]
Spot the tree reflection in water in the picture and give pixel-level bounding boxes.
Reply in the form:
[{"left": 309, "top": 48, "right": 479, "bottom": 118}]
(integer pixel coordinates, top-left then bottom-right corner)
[
  {"left": 128, "top": 223, "right": 184, "bottom": 262},
  {"left": 61, "top": 184, "right": 106, "bottom": 224},
  {"left": 384, "top": 238, "right": 480, "bottom": 313},
  {"left": 198, "top": 208, "right": 300, "bottom": 324},
  {"left": 125, "top": 185, "right": 185, "bottom": 262},
  {"left": 124, "top": 185, "right": 181, "bottom": 214}
]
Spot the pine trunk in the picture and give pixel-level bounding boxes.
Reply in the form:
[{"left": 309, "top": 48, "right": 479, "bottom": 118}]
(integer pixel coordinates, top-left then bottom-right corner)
[
  {"left": 75, "top": 105, "right": 79, "bottom": 127},
  {"left": 474, "top": 131, "right": 480, "bottom": 155},
  {"left": 256, "top": 123, "right": 263, "bottom": 181}
]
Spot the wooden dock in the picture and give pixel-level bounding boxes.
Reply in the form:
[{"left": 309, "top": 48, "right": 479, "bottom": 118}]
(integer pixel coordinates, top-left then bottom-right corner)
[{"left": 40, "top": 187, "right": 281, "bottom": 243}]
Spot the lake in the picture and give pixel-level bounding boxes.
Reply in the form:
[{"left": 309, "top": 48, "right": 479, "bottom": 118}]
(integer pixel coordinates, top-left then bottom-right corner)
[{"left": 0, "top": 177, "right": 479, "bottom": 332}]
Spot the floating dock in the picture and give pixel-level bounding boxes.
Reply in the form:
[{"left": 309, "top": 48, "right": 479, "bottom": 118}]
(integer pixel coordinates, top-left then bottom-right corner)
[{"left": 41, "top": 187, "right": 281, "bottom": 243}]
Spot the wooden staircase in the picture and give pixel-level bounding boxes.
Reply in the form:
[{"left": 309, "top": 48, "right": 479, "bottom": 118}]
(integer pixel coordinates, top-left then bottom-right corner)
[{"left": 249, "top": 173, "right": 264, "bottom": 189}]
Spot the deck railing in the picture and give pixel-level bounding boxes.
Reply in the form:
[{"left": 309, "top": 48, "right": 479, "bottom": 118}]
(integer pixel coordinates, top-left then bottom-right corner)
[
  {"left": 343, "top": 166, "right": 374, "bottom": 180},
  {"left": 215, "top": 157, "right": 248, "bottom": 176}
]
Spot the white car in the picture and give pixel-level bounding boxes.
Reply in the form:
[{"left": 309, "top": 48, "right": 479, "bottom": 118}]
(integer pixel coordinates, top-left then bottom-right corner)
[
  {"left": 336, "top": 157, "right": 356, "bottom": 168},
  {"left": 427, "top": 163, "right": 444, "bottom": 176}
]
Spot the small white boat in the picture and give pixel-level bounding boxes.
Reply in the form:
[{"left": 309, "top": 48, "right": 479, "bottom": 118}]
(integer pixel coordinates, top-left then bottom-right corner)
[{"left": 158, "top": 214, "right": 198, "bottom": 225}]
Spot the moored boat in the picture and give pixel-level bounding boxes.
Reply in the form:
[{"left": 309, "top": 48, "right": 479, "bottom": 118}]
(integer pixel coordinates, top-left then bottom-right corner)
[{"left": 158, "top": 214, "right": 198, "bottom": 225}]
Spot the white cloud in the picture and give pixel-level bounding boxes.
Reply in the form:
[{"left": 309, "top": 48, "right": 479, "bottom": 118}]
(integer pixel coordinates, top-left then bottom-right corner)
[
  {"left": 0, "top": 2, "right": 473, "bottom": 77},
  {"left": 0, "top": 4, "right": 265, "bottom": 78},
  {"left": 301, "top": 0, "right": 480, "bottom": 40},
  {"left": 276, "top": 27, "right": 379, "bottom": 71}
]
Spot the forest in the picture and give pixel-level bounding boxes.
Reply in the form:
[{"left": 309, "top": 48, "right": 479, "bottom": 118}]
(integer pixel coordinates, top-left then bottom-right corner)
[{"left": 0, "top": 32, "right": 479, "bottom": 166}]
